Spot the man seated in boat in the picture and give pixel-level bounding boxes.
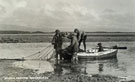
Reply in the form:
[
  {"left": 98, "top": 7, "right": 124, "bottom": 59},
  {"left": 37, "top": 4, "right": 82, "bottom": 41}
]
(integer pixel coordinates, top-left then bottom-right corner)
[
  {"left": 60, "top": 33, "right": 79, "bottom": 61},
  {"left": 51, "top": 29, "right": 63, "bottom": 60},
  {"left": 74, "top": 29, "right": 87, "bottom": 52},
  {"left": 97, "top": 43, "right": 104, "bottom": 52}
]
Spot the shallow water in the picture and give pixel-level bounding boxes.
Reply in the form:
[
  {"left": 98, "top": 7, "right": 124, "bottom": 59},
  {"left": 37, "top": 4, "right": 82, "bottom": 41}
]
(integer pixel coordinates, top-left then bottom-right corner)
[{"left": 0, "top": 42, "right": 135, "bottom": 80}]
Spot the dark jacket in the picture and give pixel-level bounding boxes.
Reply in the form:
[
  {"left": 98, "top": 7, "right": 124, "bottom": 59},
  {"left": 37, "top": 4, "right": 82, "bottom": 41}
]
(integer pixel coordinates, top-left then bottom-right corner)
[
  {"left": 67, "top": 36, "right": 78, "bottom": 53},
  {"left": 52, "top": 33, "right": 63, "bottom": 49},
  {"left": 76, "top": 31, "right": 87, "bottom": 41},
  {"left": 98, "top": 46, "right": 104, "bottom": 52}
]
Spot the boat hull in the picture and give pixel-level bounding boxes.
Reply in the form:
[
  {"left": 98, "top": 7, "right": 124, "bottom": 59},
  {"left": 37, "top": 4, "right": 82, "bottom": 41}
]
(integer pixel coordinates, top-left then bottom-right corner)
[{"left": 78, "top": 49, "right": 118, "bottom": 60}]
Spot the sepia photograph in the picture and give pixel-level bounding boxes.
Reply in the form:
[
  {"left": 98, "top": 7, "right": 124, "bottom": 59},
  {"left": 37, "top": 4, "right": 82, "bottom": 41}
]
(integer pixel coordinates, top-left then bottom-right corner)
[{"left": 0, "top": 0, "right": 135, "bottom": 82}]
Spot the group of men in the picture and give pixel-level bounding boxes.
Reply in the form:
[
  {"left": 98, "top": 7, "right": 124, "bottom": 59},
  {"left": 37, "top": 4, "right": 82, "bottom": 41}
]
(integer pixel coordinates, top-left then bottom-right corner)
[{"left": 51, "top": 29, "right": 87, "bottom": 61}]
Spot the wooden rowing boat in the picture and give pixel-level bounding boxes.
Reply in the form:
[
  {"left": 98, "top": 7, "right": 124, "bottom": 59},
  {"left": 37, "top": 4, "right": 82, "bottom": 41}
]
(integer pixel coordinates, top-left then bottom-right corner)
[{"left": 77, "top": 49, "right": 118, "bottom": 60}]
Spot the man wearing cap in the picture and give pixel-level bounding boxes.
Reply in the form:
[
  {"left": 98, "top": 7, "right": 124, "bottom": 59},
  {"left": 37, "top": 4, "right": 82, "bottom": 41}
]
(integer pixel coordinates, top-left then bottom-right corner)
[
  {"left": 97, "top": 43, "right": 104, "bottom": 52},
  {"left": 60, "top": 33, "right": 79, "bottom": 61},
  {"left": 74, "top": 29, "right": 87, "bottom": 52},
  {"left": 66, "top": 33, "right": 79, "bottom": 61},
  {"left": 52, "top": 29, "right": 63, "bottom": 60}
]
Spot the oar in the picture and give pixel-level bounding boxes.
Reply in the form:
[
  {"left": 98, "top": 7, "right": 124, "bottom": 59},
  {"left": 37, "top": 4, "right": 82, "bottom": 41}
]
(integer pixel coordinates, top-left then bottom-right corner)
[
  {"left": 112, "top": 46, "right": 127, "bottom": 49},
  {"left": 103, "top": 46, "right": 127, "bottom": 49}
]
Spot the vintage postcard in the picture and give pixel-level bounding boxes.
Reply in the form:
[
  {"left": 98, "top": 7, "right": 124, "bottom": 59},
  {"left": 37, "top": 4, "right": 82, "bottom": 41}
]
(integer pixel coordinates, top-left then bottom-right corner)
[{"left": 0, "top": 0, "right": 134, "bottom": 82}]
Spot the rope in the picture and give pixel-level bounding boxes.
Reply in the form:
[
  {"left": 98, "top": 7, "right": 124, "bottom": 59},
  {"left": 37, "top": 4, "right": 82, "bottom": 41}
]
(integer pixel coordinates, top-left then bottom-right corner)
[
  {"left": 24, "top": 44, "right": 52, "bottom": 59},
  {"left": 42, "top": 48, "right": 54, "bottom": 60},
  {"left": 38, "top": 47, "right": 52, "bottom": 58},
  {"left": 27, "top": 46, "right": 54, "bottom": 60},
  {"left": 46, "top": 49, "right": 54, "bottom": 60},
  {"left": 39, "top": 47, "right": 53, "bottom": 60},
  {"left": 31, "top": 48, "right": 53, "bottom": 60}
]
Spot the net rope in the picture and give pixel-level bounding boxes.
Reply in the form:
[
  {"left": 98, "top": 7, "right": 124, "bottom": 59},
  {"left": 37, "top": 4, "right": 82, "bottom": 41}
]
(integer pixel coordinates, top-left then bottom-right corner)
[{"left": 23, "top": 44, "right": 54, "bottom": 60}]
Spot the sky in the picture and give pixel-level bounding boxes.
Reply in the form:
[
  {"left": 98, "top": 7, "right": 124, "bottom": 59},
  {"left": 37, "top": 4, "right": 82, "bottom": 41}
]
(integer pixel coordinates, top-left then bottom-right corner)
[{"left": 0, "top": 0, "right": 134, "bottom": 32}]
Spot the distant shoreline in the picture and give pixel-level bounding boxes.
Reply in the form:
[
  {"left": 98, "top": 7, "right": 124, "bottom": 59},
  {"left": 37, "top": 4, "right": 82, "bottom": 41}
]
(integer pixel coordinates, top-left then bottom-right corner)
[
  {"left": 0, "top": 30, "right": 135, "bottom": 34},
  {"left": 0, "top": 33, "right": 135, "bottom": 43}
]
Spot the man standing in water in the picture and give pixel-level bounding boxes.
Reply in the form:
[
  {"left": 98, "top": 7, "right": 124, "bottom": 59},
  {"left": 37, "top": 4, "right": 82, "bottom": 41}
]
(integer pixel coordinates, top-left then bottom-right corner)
[
  {"left": 51, "top": 29, "right": 63, "bottom": 60},
  {"left": 74, "top": 29, "right": 87, "bottom": 52},
  {"left": 60, "top": 33, "right": 79, "bottom": 62},
  {"left": 67, "top": 33, "right": 79, "bottom": 62}
]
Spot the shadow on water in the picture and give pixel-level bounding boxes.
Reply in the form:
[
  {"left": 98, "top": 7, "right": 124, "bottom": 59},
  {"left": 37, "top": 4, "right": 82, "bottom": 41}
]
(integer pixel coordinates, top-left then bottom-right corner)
[
  {"left": 10, "top": 56, "right": 131, "bottom": 79},
  {"left": 53, "top": 58, "right": 119, "bottom": 75}
]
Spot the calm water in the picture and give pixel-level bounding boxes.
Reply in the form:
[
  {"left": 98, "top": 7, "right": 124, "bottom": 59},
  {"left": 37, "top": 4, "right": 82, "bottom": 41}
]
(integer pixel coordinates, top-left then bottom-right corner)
[{"left": 0, "top": 42, "right": 135, "bottom": 80}]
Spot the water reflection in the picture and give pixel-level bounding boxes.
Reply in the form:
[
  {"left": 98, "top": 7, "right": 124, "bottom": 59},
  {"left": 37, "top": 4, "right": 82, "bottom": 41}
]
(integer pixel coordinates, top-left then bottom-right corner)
[
  {"left": 99, "top": 64, "right": 104, "bottom": 72},
  {"left": 53, "top": 58, "right": 119, "bottom": 75},
  {"left": 54, "top": 64, "right": 63, "bottom": 75},
  {"left": 12, "top": 60, "right": 54, "bottom": 74},
  {"left": 12, "top": 58, "right": 120, "bottom": 76},
  {"left": 11, "top": 57, "right": 131, "bottom": 79}
]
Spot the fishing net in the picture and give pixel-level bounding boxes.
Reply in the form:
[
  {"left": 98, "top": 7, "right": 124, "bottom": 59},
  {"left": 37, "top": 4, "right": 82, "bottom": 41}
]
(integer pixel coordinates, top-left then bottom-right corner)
[{"left": 24, "top": 44, "right": 54, "bottom": 60}]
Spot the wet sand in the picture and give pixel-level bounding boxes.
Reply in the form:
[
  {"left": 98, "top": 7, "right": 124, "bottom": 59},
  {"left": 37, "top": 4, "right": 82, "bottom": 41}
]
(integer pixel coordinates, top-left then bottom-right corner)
[
  {"left": 0, "top": 64, "right": 134, "bottom": 82},
  {"left": 0, "top": 66, "right": 119, "bottom": 82},
  {"left": 47, "top": 73, "right": 119, "bottom": 82}
]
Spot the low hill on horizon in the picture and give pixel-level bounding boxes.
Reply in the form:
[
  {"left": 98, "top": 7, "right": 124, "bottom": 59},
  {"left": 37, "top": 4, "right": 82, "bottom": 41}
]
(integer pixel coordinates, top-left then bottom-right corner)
[
  {"left": 0, "top": 30, "right": 54, "bottom": 34},
  {"left": 0, "top": 30, "right": 135, "bottom": 34}
]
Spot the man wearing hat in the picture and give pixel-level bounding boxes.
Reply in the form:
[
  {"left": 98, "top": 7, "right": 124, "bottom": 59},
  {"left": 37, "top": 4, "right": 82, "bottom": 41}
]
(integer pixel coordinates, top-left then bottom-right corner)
[
  {"left": 67, "top": 33, "right": 79, "bottom": 61},
  {"left": 52, "top": 29, "right": 63, "bottom": 60},
  {"left": 60, "top": 33, "right": 79, "bottom": 61},
  {"left": 74, "top": 29, "right": 87, "bottom": 52},
  {"left": 97, "top": 42, "right": 104, "bottom": 52}
]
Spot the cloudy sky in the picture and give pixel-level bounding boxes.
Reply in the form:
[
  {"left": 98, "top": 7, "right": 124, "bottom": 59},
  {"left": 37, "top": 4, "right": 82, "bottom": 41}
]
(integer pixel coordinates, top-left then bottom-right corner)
[{"left": 0, "top": 0, "right": 134, "bottom": 32}]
